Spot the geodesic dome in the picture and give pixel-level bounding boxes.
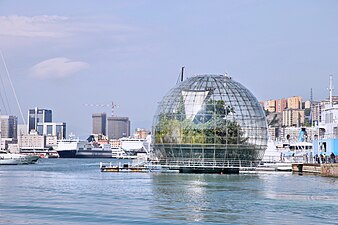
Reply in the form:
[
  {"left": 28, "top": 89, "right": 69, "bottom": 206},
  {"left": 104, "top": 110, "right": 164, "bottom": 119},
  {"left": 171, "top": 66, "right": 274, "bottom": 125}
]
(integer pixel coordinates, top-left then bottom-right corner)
[{"left": 152, "top": 74, "right": 268, "bottom": 168}]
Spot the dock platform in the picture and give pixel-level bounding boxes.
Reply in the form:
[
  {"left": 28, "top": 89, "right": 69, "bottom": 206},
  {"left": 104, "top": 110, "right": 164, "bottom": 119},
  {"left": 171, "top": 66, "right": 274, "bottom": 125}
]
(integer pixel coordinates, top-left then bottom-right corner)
[{"left": 100, "top": 162, "right": 149, "bottom": 172}]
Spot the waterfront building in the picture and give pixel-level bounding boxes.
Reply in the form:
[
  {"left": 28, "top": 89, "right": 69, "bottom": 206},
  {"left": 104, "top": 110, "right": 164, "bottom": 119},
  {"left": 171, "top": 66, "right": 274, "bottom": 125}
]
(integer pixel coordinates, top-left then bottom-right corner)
[
  {"left": 107, "top": 116, "right": 130, "bottom": 139},
  {"left": 287, "top": 96, "right": 302, "bottom": 109},
  {"left": 0, "top": 115, "right": 17, "bottom": 140},
  {"left": 36, "top": 122, "right": 66, "bottom": 139},
  {"left": 27, "top": 108, "right": 52, "bottom": 133},
  {"left": 282, "top": 109, "right": 305, "bottom": 127},
  {"left": 152, "top": 74, "right": 268, "bottom": 172},
  {"left": 19, "top": 130, "right": 46, "bottom": 150},
  {"left": 92, "top": 113, "right": 106, "bottom": 136}
]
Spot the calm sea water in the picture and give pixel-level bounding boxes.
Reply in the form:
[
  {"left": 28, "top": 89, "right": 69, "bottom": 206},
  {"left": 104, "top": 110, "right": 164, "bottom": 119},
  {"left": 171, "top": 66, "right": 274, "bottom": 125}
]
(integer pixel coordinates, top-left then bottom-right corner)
[{"left": 0, "top": 158, "right": 337, "bottom": 225}]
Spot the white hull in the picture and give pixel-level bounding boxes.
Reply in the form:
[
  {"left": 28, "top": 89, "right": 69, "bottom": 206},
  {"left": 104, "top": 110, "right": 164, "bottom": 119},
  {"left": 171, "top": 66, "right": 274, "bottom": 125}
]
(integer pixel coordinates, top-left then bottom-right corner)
[{"left": 0, "top": 153, "right": 39, "bottom": 165}]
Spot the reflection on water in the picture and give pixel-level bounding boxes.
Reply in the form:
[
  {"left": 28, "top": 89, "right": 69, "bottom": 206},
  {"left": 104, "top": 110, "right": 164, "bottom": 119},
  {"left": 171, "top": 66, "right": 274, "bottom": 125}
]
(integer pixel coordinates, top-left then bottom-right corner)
[
  {"left": 151, "top": 174, "right": 264, "bottom": 224},
  {"left": 0, "top": 159, "right": 337, "bottom": 225}
]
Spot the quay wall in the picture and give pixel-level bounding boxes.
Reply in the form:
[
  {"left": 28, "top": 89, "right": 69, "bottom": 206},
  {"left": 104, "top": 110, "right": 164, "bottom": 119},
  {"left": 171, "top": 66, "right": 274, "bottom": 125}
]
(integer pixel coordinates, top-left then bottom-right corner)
[
  {"left": 292, "top": 163, "right": 338, "bottom": 177},
  {"left": 321, "top": 164, "right": 338, "bottom": 178},
  {"left": 303, "top": 164, "right": 321, "bottom": 174}
]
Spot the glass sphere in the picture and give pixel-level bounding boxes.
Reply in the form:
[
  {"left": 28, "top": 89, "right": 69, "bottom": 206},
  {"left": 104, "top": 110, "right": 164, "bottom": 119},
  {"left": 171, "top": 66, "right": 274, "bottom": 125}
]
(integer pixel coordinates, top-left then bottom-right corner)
[{"left": 152, "top": 74, "right": 268, "bottom": 168}]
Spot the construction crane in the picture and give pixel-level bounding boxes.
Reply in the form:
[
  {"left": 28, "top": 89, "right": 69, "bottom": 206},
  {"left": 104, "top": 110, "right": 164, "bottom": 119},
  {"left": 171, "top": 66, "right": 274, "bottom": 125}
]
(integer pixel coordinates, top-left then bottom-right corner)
[{"left": 84, "top": 101, "right": 118, "bottom": 116}]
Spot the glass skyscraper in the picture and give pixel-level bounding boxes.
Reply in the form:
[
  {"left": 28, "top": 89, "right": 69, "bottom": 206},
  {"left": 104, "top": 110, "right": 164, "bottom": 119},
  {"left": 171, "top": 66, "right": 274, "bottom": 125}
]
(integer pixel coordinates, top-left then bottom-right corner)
[{"left": 28, "top": 108, "right": 52, "bottom": 133}]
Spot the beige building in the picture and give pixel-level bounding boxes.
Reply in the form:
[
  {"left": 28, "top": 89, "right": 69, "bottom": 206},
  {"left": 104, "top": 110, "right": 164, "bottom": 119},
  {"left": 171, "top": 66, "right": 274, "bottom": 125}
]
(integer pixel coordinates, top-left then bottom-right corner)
[
  {"left": 282, "top": 109, "right": 305, "bottom": 127},
  {"left": 287, "top": 96, "right": 302, "bottom": 109},
  {"left": 19, "top": 130, "right": 46, "bottom": 150}
]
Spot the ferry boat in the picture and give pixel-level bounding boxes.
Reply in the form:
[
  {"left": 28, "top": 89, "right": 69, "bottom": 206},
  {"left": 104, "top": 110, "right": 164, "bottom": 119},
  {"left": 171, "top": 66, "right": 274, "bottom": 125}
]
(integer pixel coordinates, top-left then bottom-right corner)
[{"left": 56, "top": 138, "right": 113, "bottom": 158}]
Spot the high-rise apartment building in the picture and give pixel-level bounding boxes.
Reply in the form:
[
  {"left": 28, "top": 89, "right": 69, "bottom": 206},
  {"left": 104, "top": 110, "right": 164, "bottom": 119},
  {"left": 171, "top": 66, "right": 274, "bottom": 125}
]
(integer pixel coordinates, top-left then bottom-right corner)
[
  {"left": 276, "top": 98, "right": 288, "bottom": 113},
  {"left": 0, "top": 115, "right": 17, "bottom": 140},
  {"left": 107, "top": 116, "right": 130, "bottom": 139},
  {"left": 27, "top": 108, "right": 52, "bottom": 133},
  {"left": 287, "top": 96, "right": 302, "bottom": 109},
  {"left": 282, "top": 109, "right": 305, "bottom": 127},
  {"left": 92, "top": 113, "right": 106, "bottom": 135}
]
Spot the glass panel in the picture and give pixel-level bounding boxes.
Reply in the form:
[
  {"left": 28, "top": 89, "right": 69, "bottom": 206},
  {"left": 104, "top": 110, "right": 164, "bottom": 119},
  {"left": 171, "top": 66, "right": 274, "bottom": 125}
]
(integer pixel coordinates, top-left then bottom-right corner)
[{"left": 152, "top": 75, "right": 268, "bottom": 167}]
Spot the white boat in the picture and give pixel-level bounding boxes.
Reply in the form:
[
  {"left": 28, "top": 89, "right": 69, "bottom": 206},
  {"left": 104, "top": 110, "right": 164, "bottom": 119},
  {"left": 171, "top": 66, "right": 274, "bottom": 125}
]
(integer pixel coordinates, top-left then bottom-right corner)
[
  {"left": 56, "top": 138, "right": 113, "bottom": 158},
  {"left": 111, "top": 147, "right": 138, "bottom": 159},
  {"left": 0, "top": 151, "right": 39, "bottom": 165}
]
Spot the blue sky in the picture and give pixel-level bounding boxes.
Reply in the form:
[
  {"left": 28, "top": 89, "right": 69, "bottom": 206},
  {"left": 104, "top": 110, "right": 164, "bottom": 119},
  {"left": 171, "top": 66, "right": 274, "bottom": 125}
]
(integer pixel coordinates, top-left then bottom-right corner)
[{"left": 0, "top": 0, "right": 337, "bottom": 137}]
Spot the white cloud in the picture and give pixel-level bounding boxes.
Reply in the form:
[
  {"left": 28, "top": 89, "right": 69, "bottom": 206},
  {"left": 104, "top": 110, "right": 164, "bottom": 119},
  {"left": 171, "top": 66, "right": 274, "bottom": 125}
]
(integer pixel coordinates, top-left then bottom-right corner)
[
  {"left": 0, "top": 15, "right": 68, "bottom": 38},
  {"left": 0, "top": 15, "right": 140, "bottom": 39},
  {"left": 30, "top": 57, "right": 89, "bottom": 79}
]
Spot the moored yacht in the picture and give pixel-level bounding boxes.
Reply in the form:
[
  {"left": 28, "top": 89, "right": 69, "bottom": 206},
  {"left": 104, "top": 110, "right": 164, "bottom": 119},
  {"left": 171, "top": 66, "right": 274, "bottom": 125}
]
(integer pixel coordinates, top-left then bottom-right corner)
[{"left": 0, "top": 150, "right": 39, "bottom": 165}]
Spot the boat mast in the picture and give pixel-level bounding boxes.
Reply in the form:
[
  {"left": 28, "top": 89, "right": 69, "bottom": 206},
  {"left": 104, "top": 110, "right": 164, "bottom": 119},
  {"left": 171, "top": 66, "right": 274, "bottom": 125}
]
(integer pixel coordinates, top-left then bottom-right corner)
[
  {"left": 0, "top": 50, "right": 26, "bottom": 125},
  {"left": 329, "top": 75, "right": 333, "bottom": 107}
]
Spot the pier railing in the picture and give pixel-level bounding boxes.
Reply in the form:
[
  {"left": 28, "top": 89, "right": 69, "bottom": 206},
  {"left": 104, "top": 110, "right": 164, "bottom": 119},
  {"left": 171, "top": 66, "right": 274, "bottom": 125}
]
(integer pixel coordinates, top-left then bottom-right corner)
[{"left": 155, "top": 159, "right": 260, "bottom": 169}]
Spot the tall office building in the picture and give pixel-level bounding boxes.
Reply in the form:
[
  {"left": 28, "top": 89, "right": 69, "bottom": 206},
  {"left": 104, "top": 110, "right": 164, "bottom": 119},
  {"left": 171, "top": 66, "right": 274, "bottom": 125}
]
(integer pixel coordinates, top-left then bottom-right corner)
[
  {"left": 107, "top": 116, "right": 130, "bottom": 139},
  {"left": 27, "top": 108, "right": 52, "bottom": 133},
  {"left": 0, "top": 115, "right": 17, "bottom": 140},
  {"left": 36, "top": 122, "right": 66, "bottom": 139},
  {"left": 92, "top": 113, "right": 106, "bottom": 135}
]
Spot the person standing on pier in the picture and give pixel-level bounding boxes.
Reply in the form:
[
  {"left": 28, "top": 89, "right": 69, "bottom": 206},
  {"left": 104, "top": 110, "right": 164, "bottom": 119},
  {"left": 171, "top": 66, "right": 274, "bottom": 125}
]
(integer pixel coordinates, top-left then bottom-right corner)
[{"left": 330, "top": 152, "right": 336, "bottom": 163}]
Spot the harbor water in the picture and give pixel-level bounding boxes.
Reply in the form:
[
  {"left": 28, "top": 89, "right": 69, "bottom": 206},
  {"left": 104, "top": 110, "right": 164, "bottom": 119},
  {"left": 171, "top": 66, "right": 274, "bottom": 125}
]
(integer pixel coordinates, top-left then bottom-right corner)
[{"left": 0, "top": 159, "right": 337, "bottom": 225}]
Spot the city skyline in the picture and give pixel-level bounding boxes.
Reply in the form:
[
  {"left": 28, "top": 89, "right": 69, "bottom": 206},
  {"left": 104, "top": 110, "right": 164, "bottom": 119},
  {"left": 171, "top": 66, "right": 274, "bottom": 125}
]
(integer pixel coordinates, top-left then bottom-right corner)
[{"left": 0, "top": 1, "right": 337, "bottom": 137}]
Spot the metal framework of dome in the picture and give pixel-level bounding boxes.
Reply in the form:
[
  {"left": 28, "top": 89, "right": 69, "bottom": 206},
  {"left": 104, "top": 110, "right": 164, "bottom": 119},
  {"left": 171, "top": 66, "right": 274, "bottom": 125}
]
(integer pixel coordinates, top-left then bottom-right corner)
[{"left": 152, "top": 74, "right": 268, "bottom": 172}]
